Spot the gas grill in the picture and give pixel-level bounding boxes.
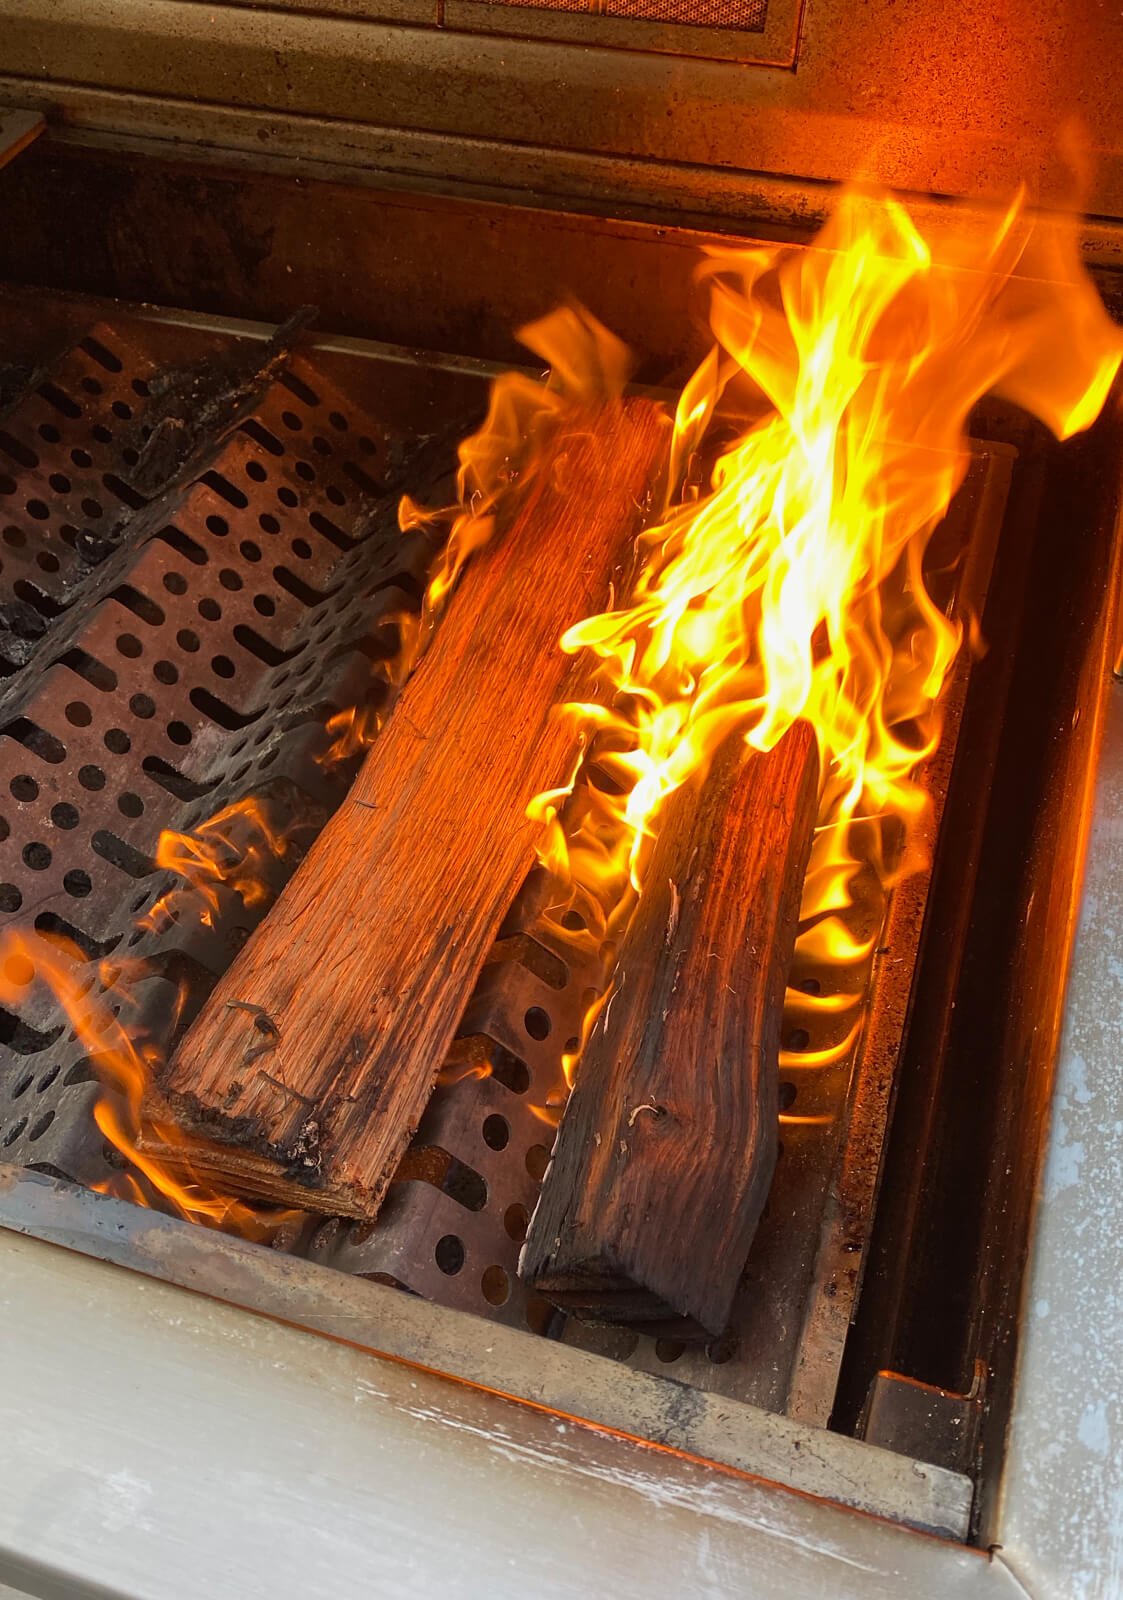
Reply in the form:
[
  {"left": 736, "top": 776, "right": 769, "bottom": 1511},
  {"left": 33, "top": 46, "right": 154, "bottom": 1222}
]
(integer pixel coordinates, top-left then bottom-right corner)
[{"left": 0, "top": 8, "right": 1120, "bottom": 1598}]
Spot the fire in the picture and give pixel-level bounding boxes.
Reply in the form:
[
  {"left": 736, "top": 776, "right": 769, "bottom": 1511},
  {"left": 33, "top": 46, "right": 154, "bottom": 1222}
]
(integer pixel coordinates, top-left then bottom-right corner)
[
  {"left": 318, "top": 308, "right": 636, "bottom": 766},
  {"left": 0, "top": 928, "right": 278, "bottom": 1231},
  {"left": 397, "top": 305, "right": 633, "bottom": 675},
  {"left": 141, "top": 797, "right": 290, "bottom": 933},
  {"left": 4, "top": 185, "right": 1119, "bottom": 1233},
  {"left": 0, "top": 798, "right": 295, "bottom": 1232},
  {"left": 0, "top": 312, "right": 630, "bottom": 1220},
  {"left": 530, "top": 188, "right": 1123, "bottom": 1095},
  {"left": 318, "top": 703, "right": 383, "bottom": 768}
]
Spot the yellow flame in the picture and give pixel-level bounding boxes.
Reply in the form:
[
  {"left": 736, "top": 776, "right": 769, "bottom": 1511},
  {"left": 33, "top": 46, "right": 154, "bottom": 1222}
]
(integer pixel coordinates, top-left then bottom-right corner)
[
  {"left": 0, "top": 306, "right": 628, "bottom": 1224},
  {"left": 317, "top": 704, "right": 384, "bottom": 769},
  {"left": 783, "top": 987, "right": 863, "bottom": 1016},
  {"left": 0, "top": 928, "right": 280, "bottom": 1233},
  {"left": 778, "top": 1018, "right": 866, "bottom": 1073},
  {"left": 530, "top": 187, "right": 1122, "bottom": 1091},
  {"left": 317, "top": 308, "right": 633, "bottom": 772},
  {"left": 7, "top": 188, "right": 1119, "bottom": 1229},
  {"left": 0, "top": 798, "right": 301, "bottom": 1230}
]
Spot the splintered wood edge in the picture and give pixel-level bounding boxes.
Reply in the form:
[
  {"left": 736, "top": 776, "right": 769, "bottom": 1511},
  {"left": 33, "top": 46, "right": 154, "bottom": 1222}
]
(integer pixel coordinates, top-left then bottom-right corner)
[
  {"left": 526, "top": 1271, "right": 712, "bottom": 1340},
  {"left": 134, "top": 1132, "right": 372, "bottom": 1218}
]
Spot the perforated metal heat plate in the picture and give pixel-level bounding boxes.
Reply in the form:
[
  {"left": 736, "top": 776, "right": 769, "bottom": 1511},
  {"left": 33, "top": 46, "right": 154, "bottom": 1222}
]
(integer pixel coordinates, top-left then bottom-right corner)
[{"left": 0, "top": 316, "right": 458, "bottom": 1188}]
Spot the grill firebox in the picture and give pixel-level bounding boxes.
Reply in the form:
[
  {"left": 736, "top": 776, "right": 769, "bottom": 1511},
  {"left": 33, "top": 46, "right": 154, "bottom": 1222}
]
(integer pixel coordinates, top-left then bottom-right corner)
[
  {"left": 0, "top": 0, "right": 1121, "bottom": 1588},
  {"left": 0, "top": 155, "right": 1118, "bottom": 1571}
]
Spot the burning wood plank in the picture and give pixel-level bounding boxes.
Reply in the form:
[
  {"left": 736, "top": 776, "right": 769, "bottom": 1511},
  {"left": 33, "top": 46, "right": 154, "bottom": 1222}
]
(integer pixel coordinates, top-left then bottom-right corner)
[
  {"left": 145, "top": 398, "right": 669, "bottom": 1217},
  {"left": 520, "top": 725, "right": 819, "bottom": 1339}
]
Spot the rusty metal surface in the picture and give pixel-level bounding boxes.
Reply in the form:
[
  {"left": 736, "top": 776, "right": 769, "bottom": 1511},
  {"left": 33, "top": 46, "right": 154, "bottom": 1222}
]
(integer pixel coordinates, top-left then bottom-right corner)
[
  {"left": 0, "top": 313, "right": 469, "bottom": 1188},
  {"left": 3, "top": 148, "right": 1122, "bottom": 421},
  {"left": 863, "top": 1366, "right": 984, "bottom": 1478},
  {"left": 0, "top": 146, "right": 725, "bottom": 388}
]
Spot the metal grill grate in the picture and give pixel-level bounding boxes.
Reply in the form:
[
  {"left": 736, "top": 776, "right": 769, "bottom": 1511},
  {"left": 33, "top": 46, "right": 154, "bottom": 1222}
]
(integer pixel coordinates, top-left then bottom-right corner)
[
  {"left": 308, "top": 872, "right": 598, "bottom": 1339},
  {"left": 462, "top": 0, "right": 767, "bottom": 31},
  {"left": 307, "top": 850, "right": 886, "bottom": 1378},
  {"left": 308, "top": 445, "right": 1015, "bottom": 1419}
]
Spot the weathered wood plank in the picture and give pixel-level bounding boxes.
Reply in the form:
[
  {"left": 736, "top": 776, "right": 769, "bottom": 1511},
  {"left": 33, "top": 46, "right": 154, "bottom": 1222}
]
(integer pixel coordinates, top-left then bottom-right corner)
[
  {"left": 520, "top": 724, "right": 819, "bottom": 1338},
  {"left": 147, "top": 398, "right": 669, "bottom": 1216}
]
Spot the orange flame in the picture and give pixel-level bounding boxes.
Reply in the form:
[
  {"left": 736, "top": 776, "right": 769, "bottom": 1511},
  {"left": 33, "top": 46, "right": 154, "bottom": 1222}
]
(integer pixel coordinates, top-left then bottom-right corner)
[
  {"left": 0, "top": 308, "right": 622, "bottom": 1219},
  {"left": 0, "top": 307, "right": 623, "bottom": 1223},
  {"left": 530, "top": 187, "right": 1122, "bottom": 1089},
  {"left": 317, "top": 703, "right": 384, "bottom": 770},
  {"left": 7, "top": 189, "right": 1119, "bottom": 1232},
  {"left": 319, "top": 309, "right": 628, "bottom": 770},
  {"left": 0, "top": 928, "right": 278, "bottom": 1232},
  {"left": 312, "top": 310, "right": 637, "bottom": 787}
]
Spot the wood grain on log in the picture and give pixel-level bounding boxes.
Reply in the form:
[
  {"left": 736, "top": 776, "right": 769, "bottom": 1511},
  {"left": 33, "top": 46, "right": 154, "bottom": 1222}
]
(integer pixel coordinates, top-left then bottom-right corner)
[
  {"left": 147, "top": 398, "right": 669, "bottom": 1216},
  {"left": 520, "top": 724, "right": 819, "bottom": 1338}
]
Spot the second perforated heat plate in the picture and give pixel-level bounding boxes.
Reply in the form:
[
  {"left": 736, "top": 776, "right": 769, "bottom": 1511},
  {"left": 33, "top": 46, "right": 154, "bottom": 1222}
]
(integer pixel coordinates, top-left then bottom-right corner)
[{"left": 0, "top": 313, "right": 455, "bottom": 1188}]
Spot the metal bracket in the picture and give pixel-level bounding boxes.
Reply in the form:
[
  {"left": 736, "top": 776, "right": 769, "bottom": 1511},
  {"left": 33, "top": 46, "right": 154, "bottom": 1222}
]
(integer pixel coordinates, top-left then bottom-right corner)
[{"left": 862, "top": 1361, "right": 986, "bottom": 1478}]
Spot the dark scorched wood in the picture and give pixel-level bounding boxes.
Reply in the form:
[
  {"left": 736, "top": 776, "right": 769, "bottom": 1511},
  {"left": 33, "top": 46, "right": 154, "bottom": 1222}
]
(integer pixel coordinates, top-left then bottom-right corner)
[{"left": 520, "top": 724, "right": 819, "bottom": 1338}]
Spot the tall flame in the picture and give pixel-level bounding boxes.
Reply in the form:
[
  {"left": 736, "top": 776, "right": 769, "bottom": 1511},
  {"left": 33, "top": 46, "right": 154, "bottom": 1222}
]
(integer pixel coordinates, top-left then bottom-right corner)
[
  {"left": 396, "top": 305, "right": 633, "bottom": 676},
  {"left": 317, "top": 304, "right": 633, "bottom": 765},
  {"left": 531, "top": 188, "right": 1123, "bottom": 1065}
]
